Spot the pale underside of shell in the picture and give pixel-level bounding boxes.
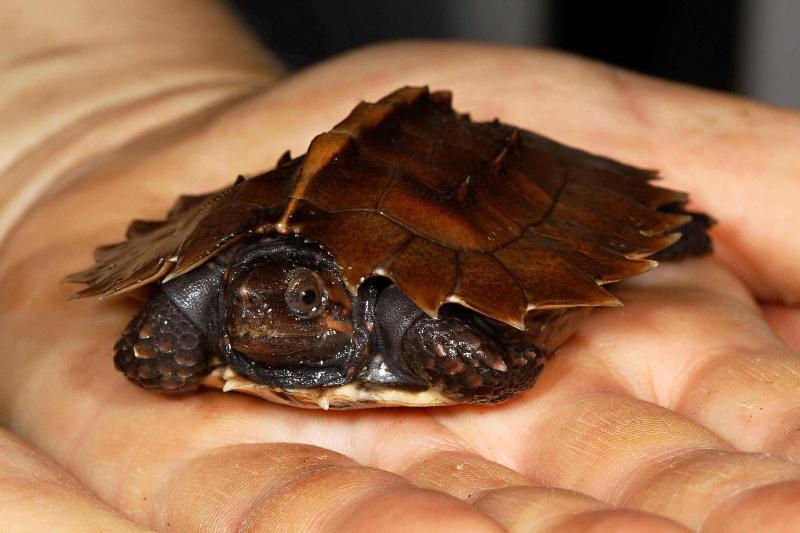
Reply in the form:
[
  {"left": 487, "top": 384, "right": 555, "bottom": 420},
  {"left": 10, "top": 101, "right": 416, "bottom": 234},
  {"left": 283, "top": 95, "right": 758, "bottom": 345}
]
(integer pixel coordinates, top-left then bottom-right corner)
[
  {"left": 203, "top": 366, "right": 456, "bottom": 409},
  {"left": 66, "top": 86, "right": 692, "bottom": 331}
]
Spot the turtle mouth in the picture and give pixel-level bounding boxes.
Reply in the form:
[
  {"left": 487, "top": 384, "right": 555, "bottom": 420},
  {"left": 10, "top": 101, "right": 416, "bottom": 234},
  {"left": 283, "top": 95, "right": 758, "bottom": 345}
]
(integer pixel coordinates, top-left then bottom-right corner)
[{"left": 253, "top": 316, "right": 353, "bottom": 339}]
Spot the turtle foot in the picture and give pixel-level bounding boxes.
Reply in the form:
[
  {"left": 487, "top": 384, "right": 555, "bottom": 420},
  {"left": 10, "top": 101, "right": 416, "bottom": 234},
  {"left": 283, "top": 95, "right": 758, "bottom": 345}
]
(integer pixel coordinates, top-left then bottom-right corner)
[
  {"left": 404, "top": 314, "right": 546, "bottom": 404},
  {"left": 114, "top": 291, "right": 209, "bottom": 392},
  {"left": 374, "top": 285, "right": 546, "bottom": 404}
]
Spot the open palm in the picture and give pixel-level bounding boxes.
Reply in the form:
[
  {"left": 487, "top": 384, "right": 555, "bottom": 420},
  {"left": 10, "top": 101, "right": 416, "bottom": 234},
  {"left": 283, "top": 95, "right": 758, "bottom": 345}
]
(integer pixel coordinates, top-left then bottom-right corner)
[{"left": 2, "top": 28, "right": 800, "bottom": 533}]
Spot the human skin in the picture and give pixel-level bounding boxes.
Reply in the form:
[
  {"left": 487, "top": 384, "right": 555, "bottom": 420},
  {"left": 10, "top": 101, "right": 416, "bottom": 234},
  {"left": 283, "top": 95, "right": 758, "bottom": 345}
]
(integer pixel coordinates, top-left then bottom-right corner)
[{"left": 2, "top": 2, "right": 800, "bottom": 532}]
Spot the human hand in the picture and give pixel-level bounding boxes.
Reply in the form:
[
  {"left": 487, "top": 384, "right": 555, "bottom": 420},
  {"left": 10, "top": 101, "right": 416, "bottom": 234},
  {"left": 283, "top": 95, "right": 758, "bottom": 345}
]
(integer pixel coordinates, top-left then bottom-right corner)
[{"left": 1, "top": 14, "right": 799, "bottom": 532}]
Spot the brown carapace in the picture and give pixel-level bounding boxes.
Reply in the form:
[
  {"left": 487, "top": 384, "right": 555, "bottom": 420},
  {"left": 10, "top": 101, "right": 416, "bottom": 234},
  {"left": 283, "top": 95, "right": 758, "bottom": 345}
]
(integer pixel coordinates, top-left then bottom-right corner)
[{"left": 67, "top": 86, "right": 712, "bottom": 408}]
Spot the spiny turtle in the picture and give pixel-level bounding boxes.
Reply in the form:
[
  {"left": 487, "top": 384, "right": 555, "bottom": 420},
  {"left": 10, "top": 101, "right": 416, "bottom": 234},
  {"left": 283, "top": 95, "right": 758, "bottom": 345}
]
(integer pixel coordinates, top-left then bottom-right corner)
[{"left": 67, "top": 86, "right": 713, "bottom": 409}]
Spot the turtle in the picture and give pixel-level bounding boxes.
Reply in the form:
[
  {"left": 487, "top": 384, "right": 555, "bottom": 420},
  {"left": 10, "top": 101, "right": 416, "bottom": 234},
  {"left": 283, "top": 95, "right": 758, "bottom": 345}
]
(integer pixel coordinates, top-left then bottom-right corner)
[{"left": 66, "top": 86, "right": 713, "bottom": 409}]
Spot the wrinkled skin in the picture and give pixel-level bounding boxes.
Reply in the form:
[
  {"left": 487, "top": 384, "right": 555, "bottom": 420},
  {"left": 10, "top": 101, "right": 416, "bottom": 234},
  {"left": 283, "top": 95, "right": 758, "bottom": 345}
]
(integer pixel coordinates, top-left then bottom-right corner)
[{"left": 2, "top": 3, "right": 800, "bottom": 532}]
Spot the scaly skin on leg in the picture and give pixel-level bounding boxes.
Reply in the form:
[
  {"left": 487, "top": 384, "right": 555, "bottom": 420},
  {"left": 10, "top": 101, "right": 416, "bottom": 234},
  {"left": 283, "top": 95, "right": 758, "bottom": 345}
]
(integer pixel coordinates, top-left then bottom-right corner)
[
  {"left": 114, "top": 291, "right": 210, "bottom": 392},
  {"left": 374, "top": 285, "right": 544, "bottom": 403},
  {"left": 403, "top": 313, "right": 545, "bottom": 404}
]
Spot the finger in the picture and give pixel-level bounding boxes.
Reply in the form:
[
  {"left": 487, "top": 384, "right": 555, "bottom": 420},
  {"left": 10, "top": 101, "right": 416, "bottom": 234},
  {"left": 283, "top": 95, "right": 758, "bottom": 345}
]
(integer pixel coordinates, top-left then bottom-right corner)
[
  {"left": 402, "top": 452, "right": 690, "bottom": 533},
  {"left": 569, "top": 259, "right": 800, "bottom": 461},
  {"left": 701, "top": 480, "right": 800, "bottom": 533},
  {"left": 440, "top": 387, "right": 800, "bottom": 530},
  {"left": 475, "top": 488, "right": 688, "bottom": 533},
  {"left": 624, "top": 453, "right": 800, "bottom": 532},
  {"left": 0, "top": 426, "right": 149, "bottom": 532},
  {"left": 160, "top": 443, "right": 503, "bottom": 532},
  {"left": 400, "top": 451, "right": 530, "bottom": 500}
]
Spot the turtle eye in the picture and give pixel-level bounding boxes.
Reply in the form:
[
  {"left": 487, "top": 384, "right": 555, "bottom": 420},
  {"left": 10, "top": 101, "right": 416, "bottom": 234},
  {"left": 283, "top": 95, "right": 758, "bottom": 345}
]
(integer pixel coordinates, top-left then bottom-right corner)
[{"left": 285, "top": 267, "right": 326, "bottom": 318}]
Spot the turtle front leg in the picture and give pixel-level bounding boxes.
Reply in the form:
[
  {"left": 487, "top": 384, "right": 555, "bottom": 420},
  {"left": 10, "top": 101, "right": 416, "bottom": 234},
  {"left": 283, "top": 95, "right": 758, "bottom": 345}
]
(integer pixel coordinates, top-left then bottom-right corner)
[
  {"left": 375, "top": 286, "right": 545, "bottom": 404},
  {"left": 114, "top": 291, "right": 210, "bottom": 392},
  {"left": 401, "top": 314, "right": 545, "bottom": 404}
]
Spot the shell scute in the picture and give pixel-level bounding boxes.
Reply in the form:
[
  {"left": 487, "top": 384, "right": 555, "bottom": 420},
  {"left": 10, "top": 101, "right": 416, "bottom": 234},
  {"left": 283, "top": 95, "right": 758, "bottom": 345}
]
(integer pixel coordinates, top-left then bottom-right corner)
[
  {"left": 506, "top": 144, "right": 566, "bottom": 199},
  {"left": 451, "top": 251, "right": 527, "bottom": 329},
  {"left": 296, "top": 151, "right": 394, "bottom": 212},
  {"left": 559, "top": 181, "right": 691, "bottom": 236},
  {"left": 378, "top": 171, "right": 514, "bottom": 252},
  {"left": 527, "top": 223, "right": 655, "bottom": 283},
  {"left": 381, "top": 237, "right": 457, "bottom": 317},
  {"left": 493, "top": 238, "right": 620, "bottom": 309},
  {"left": 295, "top": 209, "right": 411, "bottom": 291}
]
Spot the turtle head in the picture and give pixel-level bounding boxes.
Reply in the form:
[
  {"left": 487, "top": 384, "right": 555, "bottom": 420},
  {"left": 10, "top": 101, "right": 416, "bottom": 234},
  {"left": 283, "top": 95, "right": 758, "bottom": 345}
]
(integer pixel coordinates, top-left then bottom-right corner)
[
  {"left": 219, "top": 237, "right": 369, "bottom": 389},
  {"left": 224, "top": 243, "right": 354, "bottom": 365}
]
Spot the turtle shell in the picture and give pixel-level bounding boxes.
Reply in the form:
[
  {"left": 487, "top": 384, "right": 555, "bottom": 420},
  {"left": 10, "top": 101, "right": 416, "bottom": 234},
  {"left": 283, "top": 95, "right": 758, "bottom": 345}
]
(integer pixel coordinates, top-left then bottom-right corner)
[{"left": 67, "top": 86, "right": 691, "bottom": 331}]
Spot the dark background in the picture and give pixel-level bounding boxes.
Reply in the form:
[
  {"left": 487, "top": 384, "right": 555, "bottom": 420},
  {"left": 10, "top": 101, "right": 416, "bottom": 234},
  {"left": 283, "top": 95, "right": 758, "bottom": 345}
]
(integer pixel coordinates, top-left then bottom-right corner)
[
  {"left": 228, "top": 1, "right": 740, "bottom": 91},
  {"left": 226, "top": 1, "right": 798, "bottom": 108}
]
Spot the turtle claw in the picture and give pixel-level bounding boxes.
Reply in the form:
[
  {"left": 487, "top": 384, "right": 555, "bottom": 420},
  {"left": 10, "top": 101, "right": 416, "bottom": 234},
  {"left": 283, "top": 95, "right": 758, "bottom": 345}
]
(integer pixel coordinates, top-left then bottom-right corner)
[{"left": 476, "top": 351, "right": 508, "bottom": 373}]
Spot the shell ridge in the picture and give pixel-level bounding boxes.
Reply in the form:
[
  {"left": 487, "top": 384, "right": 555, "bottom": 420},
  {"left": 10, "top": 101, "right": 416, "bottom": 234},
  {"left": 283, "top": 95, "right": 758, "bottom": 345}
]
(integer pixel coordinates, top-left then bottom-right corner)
[
  {"left": 447, "top": 250, "right": 527, "bottom": 329},
  {"left": 374, "top": 165, "right": 401, "bottom": 211},
  {"left": 485, "top": 251, "right": 530, "bottom": 325},
  {"left": 281, "top": 131, "right": 355, "bottom": 228},
  {"left": 373, "top": 233, "right": 416, "bottom": 274},
  {"left": 522, "top": 230, "right": 656, "bottom": 284},
  {"left": 290, "top": 200, "right": 514, "bottom": 256},
  {"left": 487, "top": 167, "right": 570, "bottom": 256},
  {"left": 526, "top": 152, "right": 571, "bottom": 227},
  {"left": 562, "top": 180, "right": 693, "bottom": 235}
]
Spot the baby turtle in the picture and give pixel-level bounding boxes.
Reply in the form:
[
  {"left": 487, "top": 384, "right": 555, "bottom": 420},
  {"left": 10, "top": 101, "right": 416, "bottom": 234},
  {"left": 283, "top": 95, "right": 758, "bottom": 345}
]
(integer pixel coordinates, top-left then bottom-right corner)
[{"left": 67, "top": 86, "right": 712, "bottom": 409}]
